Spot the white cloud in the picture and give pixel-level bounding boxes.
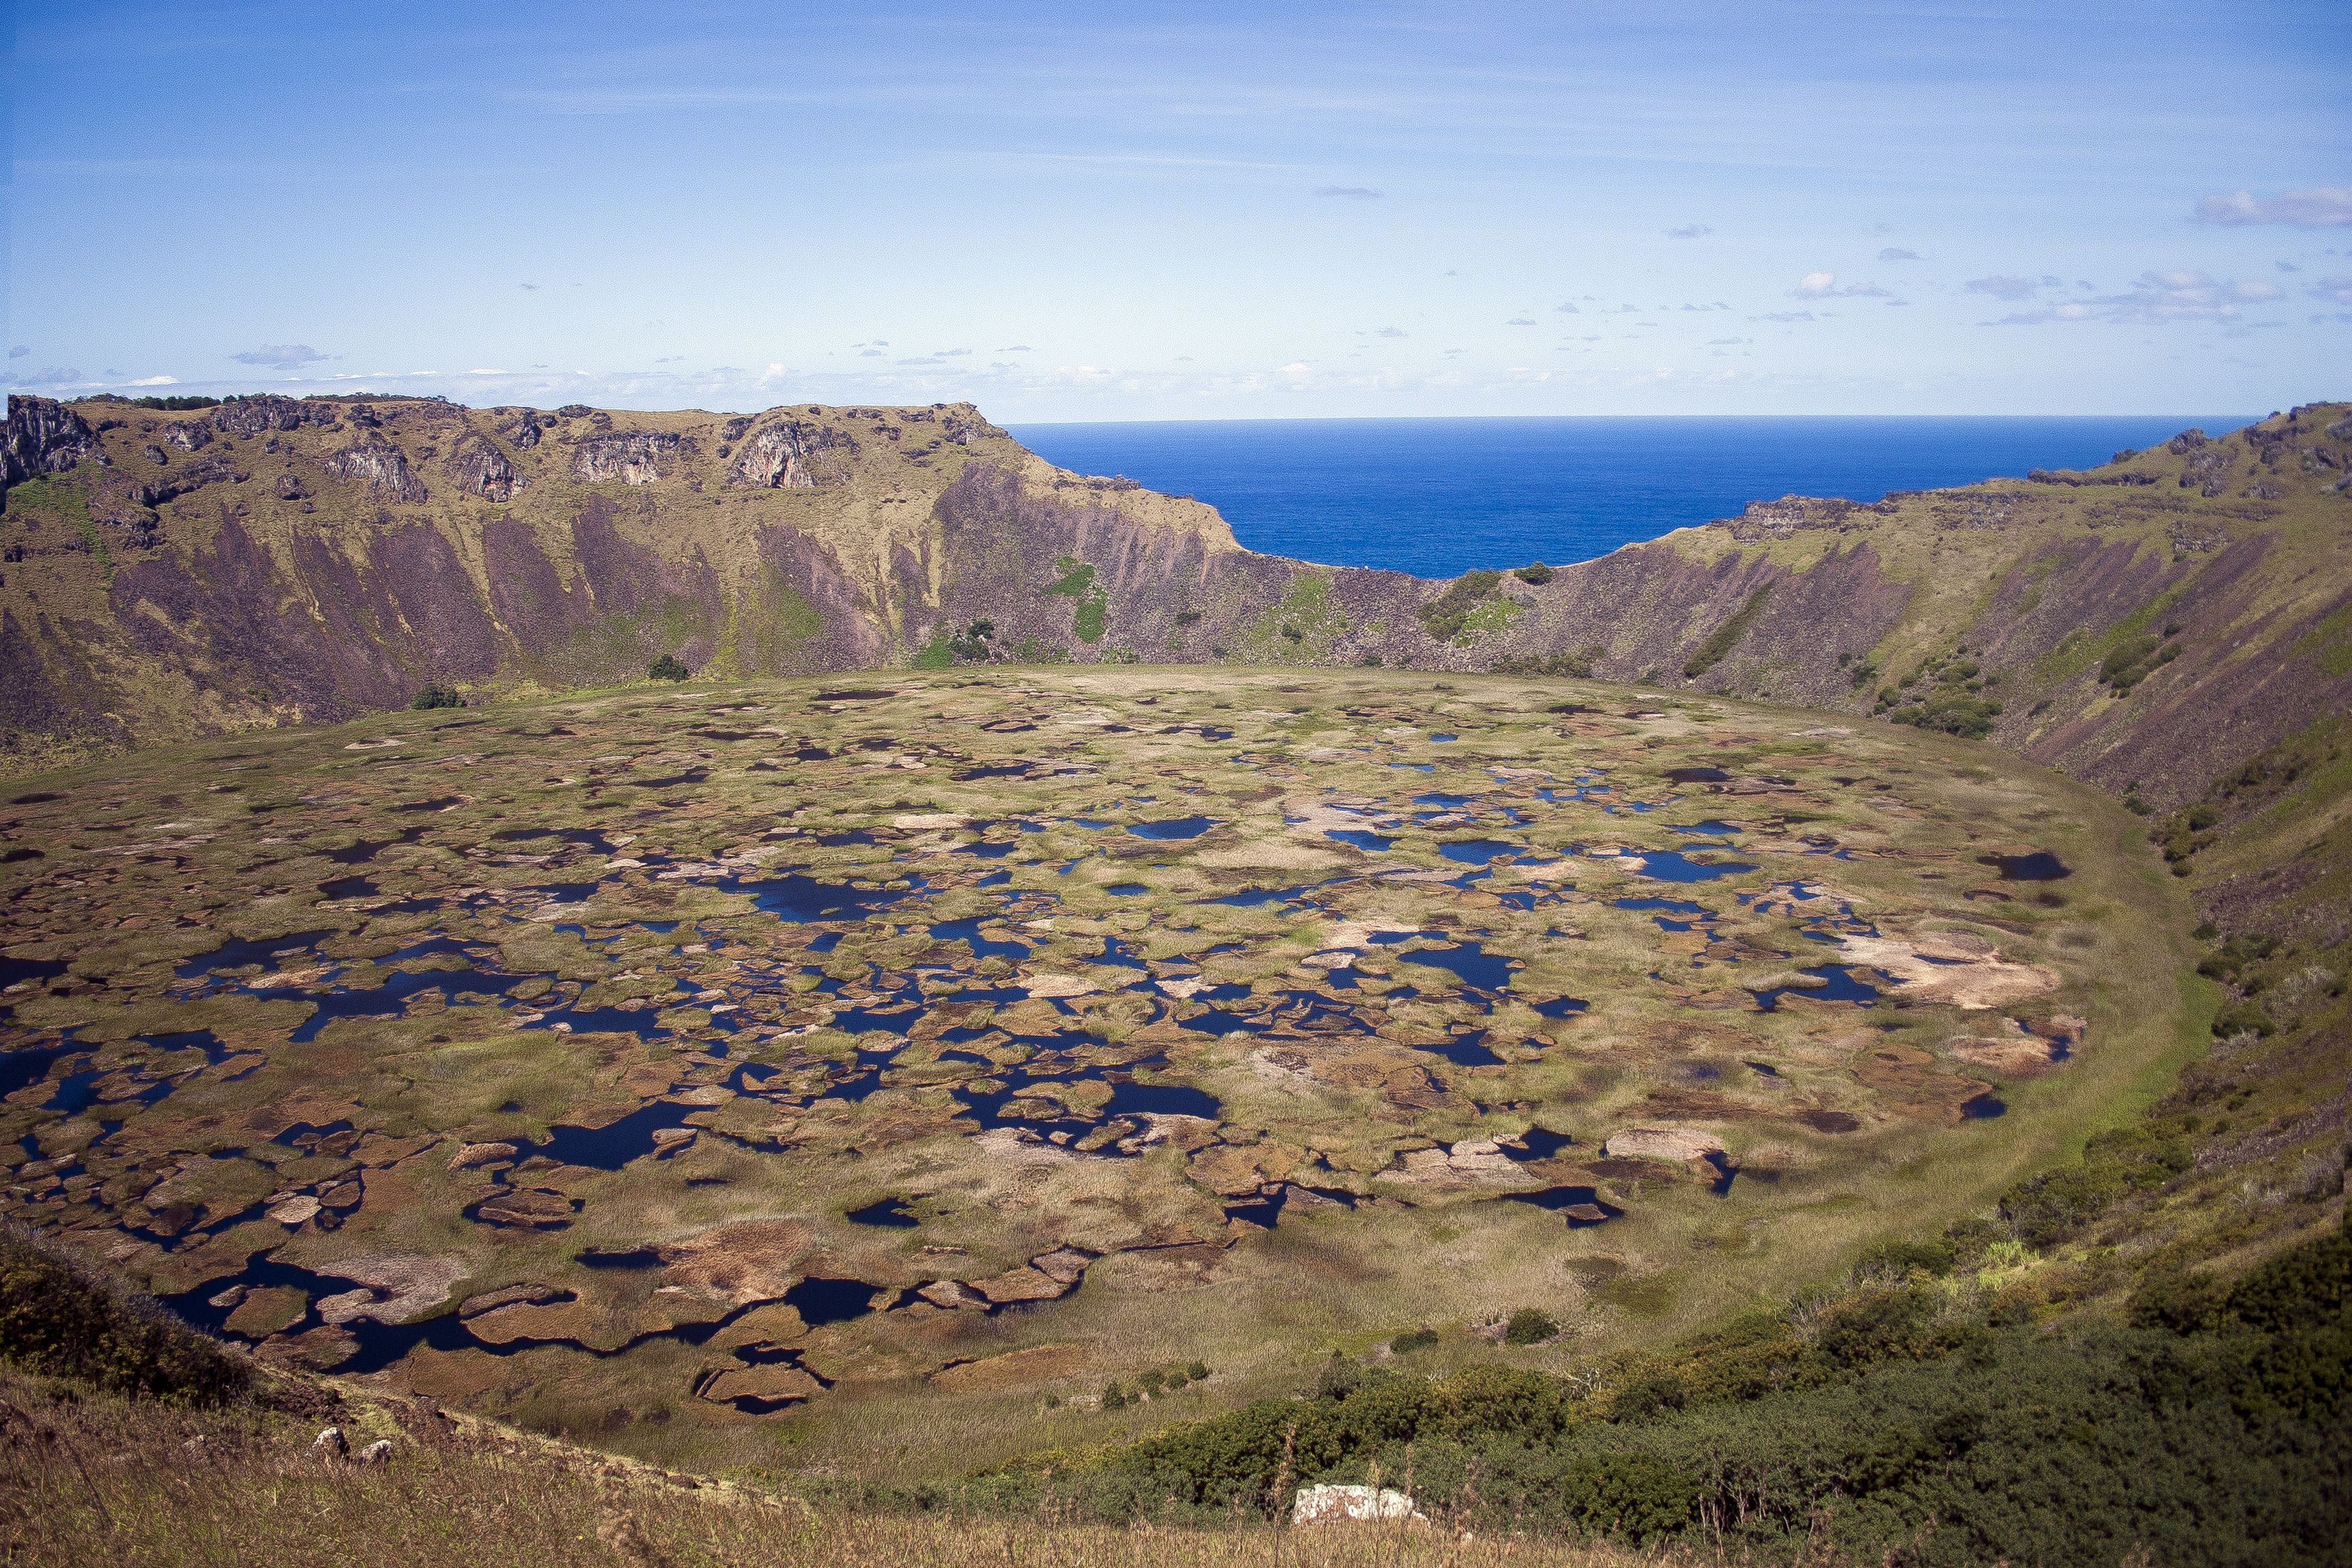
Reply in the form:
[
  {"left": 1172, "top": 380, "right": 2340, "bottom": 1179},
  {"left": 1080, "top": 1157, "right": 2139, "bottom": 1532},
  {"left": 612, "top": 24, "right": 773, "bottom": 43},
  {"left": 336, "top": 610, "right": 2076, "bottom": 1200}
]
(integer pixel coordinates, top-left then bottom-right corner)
[
  {"left": 2313, "top": 276, "right": 2352, "bottom": 307},
  {"left": 2194, "top": 187, "right": 2352, "bottom": 228},
  {"left": 1965, "top": 275, "right": 2041, "bottom": 300},
  {"left": 232, "top": 343, "right": 329, "bottom": 369},
  {"left": 127, "top": 375, "right": 178, "bottom": 386},
  {"left": 1795, "top": 273, "right": 1889, "bottom": 299},
  {"left": 1984, "top": 270, "right": 2287, "bottom": 325}
]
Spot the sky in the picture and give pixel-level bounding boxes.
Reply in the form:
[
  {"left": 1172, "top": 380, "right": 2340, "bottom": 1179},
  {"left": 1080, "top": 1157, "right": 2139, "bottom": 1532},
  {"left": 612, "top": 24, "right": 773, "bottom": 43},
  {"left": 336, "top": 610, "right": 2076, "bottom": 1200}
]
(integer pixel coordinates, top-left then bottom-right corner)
[{"left": 7, "top": 1, "right": 2349, "bottom": 419}]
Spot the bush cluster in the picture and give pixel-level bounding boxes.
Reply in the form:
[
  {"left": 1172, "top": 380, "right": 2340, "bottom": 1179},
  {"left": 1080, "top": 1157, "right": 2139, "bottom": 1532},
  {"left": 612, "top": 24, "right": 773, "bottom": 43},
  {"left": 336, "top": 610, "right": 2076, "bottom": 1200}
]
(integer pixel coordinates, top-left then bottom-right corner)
[
  {"left": 647, "top": 654, "right": 690, "bottom": 681},
  {"left": 1034, "top": 1220, "right": 2352, "bottom": 1563},
  {"left": 0, "top": 1224, "right": 250, "bottom": 1405},
  {"left": 410, "top": 681, "right": 463, "bottom": 710},
  {"left": 1872, "top": 649, "right": 2002, "bottom": 738},
  {"left": 1416, "top": 570, "right": 1503, "bottom": 643}
]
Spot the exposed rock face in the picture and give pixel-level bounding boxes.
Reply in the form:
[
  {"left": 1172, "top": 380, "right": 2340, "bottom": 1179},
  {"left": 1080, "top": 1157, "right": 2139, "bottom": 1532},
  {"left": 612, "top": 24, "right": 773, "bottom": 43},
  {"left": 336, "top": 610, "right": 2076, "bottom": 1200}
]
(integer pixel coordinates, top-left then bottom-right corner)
[
  {"left": 324, "top": 437, "right": 428, "bottom": 502},
  {"left": 572, "top": 430, "right": 689, "bottom": 485},
  {"left": 274, "top": 471, "right": 310, "bottom": 501},
  {"left": 446, "top": 435, "right": 522, "bottom": 502},
  {"left": 943, "top": 408, "right": 1000, "bottom": 446},
  {"left": 1721, "top": 493, "right": 1895, "bottom": 543},
  {"left": 210, "top": 395, "right": 340, "bottom": 440},
  {"left": 131, "top": 453, "right": 248, "bottom": 509},
  {"left": 497, "top": 414, "right": 540, "bottom": 450},
  {"left": 727, "top": 419, "right": 853, "bottom": 489},
  {"left": 1, "top": 395, "right": 98, "bottom": 495},
  {"left": 163, "top": 420, "right": 211, "bottom": 452}
]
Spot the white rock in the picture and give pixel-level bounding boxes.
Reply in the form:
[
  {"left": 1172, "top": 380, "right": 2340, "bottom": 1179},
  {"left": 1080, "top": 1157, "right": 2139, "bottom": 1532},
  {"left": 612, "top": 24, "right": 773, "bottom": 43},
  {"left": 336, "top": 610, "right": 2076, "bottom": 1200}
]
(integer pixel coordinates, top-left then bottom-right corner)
[
  {"left": 312, "top": 1426, "right": 348, "bottom": 1458},
  {"left": 1292, "top": 1484, "right": 1424, "bottom": 1526},
  {"left": 357, "top": 1439, "right": 394, "bottom": 1464}
]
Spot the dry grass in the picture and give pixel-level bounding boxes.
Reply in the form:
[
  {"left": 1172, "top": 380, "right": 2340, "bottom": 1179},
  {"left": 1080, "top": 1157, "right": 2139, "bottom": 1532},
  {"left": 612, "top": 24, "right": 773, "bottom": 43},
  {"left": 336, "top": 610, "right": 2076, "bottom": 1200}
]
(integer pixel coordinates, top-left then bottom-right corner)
[
  {"left": 0, "top": 1363, "right": 1768, "bottom": 1568},
  {"left": 0, "top": 1371, "right": 1714, "bottom": 1568}
]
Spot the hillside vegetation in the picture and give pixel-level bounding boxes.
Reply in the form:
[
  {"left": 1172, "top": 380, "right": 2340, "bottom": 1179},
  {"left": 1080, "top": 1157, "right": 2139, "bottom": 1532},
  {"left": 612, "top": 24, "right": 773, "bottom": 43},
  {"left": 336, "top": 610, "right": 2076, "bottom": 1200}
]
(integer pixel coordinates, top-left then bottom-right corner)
[{"left": 4, "top": 396, "right": 2349, "bottom": 815}]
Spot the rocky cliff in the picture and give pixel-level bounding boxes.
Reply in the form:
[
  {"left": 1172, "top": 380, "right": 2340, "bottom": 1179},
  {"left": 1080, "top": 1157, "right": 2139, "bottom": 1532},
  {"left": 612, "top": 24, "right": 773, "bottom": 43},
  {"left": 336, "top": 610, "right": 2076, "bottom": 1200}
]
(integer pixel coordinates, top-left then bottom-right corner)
[{"left": 3, "top": 391, "right": 2347, "bottom": 808}]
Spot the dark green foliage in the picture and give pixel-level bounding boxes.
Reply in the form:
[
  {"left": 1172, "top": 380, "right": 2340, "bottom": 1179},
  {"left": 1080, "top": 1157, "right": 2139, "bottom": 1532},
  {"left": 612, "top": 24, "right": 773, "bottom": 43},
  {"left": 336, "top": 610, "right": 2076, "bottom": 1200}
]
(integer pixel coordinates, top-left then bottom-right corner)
[
  {"left": 2228, "top": 1227, "right": 2351, "bottom": 1333},
  {"left": 1045, "top": 555, "right": 1109, "bottom": 642},
  {"left": 1893, "top": 691, "right": 2003, "bottom": 738},
  {"left": 916, "top": 620, "right": 998, "bottom": 670},
  {"left": 2129, "top": 1267, "right": 2232, "bottom": 1334},
  {"left": 1505, "top": 1307, "right": 1558, "bottom": 1345},
  {"left": 1858, "top": 1239, "right": 1957, "bottom": 1279},
  {"left": 1076, "top": 1226, "right": 2352, "bottom": 1562},
  {"left": 1681, "top": 582, "right": 1775, "bottom": 679},
  {"left": 410, "top": 681, "right": 463, "bottom": 710},
  {"left": 0, "top": 1223, "right": 249, "bottom": 1405},
  {"left": 1358, "top": 653, "right": 1384, "bottom": 667},
  {"left": 1513, "top": 561, "right": 1555, "bottom": 585},
  {"left": 2101, "top": 632, "right": 2183, "bottom": 693},
  {"left": 1872, "top": 646, "right": 2004, "bottom": 736},
  {"left": 1390, "top": 1326, "right": 1438, "bottom": 1354},
  {"left": 127, "top": 395, "right": 221, "bottom": 410},
  {"left": 1416, "top": 570, "right": 1503, "bottom": 642},
  {"left": 1490, "top": 649, "right": 1596, "bottom": 678},
  {"left": 1995, "top": 1120, "right": 2194, "bottom": 1245},
  {"left": 1185, "top": 1360, "right": 1210, "bottom": 1381},
  {"left": 2213, "top": 998, "right": 2274, "bottom": 1037},
  {"left": 1557, "top": 1454, "right": 1695, "bottom": 1544},
  {"left": 647, "top": 654, "right": 690, "bottom": 681}
]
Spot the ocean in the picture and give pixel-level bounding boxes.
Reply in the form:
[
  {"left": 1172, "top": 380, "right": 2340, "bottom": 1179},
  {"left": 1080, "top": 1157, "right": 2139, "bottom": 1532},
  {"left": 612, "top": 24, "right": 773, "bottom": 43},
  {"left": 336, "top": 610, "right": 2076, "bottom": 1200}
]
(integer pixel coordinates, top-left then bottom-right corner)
[{"left": 1007, "top": 415, "right": 2253, "bottom": 581}]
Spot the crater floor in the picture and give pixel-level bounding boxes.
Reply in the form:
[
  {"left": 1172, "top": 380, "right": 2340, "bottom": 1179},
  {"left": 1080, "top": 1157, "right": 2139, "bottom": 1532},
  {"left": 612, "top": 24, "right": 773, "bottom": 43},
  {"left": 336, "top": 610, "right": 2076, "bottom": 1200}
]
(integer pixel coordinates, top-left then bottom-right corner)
[{"left": 0, "top": 668, "right": 2188, "bottom": 1473}]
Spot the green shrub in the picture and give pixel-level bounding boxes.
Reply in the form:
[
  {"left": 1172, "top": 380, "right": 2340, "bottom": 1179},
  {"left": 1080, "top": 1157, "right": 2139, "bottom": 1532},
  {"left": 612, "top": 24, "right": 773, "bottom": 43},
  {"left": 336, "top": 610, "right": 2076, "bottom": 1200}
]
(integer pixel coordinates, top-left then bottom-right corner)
[
  {"left": 410, "top": 681, "right": 463, "bottom": 710},
  {"left": 1390, "top": 1326, "right": 1438, "bottom": 1354},
  {"left": 2228, "top": 1226, "right": 2351, "bottom": 1333},
  {"left": 1504, "top": 1307, "right": 1558, "bottom": 1345},
  {"left": 1490, "top": 649, "right": 1596, "bottom": 678},
  {"left": 1514, "top": 562, "right": 1555, "bottom": 585},
  {"left": 1558, "top": 1454, "right": 1695, "bottom": 1545},
  {"left": 1858, "top": 1239, "right": 1957, "bottom": 1279},
  {"left": 0, "top": 1223, "right": 250, "bottom": 1405},
  {"left": 2129, "top": 1267, "right": 2232, "bottom": 1334},
  {"left": 647, "top": 654, "right": 690, "bottom": 681},
  {"left": 1416, "top": 570, "right": 1505, "bottom": 642},
  {"left": 1682, "top": 583, "right": 1775, "bottom": 679}
]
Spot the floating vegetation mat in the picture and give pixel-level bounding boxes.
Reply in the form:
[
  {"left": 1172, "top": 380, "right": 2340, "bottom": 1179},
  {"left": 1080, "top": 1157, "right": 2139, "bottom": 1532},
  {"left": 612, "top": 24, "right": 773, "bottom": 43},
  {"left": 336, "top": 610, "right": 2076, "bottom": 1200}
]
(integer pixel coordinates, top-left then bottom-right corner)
[{"left": 0, "top": 669, "right": 2166, "bottom": 1467}]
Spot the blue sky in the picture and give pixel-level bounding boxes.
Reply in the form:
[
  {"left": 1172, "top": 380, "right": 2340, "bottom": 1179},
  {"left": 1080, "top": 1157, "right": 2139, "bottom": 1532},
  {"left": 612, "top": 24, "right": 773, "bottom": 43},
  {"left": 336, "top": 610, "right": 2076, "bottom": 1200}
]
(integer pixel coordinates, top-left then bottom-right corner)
[{"left": 9, "top": 1, "right": 2349, "bottom": 418}]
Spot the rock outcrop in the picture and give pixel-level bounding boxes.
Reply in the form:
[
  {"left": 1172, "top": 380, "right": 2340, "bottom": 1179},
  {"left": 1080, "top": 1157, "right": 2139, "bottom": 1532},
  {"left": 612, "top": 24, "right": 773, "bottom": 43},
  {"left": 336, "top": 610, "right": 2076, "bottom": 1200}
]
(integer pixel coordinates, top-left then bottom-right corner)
[
  {"left": 0, "top": 396, "right": 97, "bottom": 495},
  {"left": 571, "top": 430, "right": 689, "bottom": 485},
  {"left": 323, "top": 436, "right": 428, "bottom": 502},
  {"left": 446, "top": 434, "right": 522, "bottom": 502},
  {"left": 727, "top": 418, "right": 853, "bottom": 489}
]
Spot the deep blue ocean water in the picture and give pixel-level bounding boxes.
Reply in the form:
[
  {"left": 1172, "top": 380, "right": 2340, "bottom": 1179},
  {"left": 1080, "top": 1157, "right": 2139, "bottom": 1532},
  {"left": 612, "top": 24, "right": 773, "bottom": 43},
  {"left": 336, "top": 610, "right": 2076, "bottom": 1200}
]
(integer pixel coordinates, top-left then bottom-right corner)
[{"left": 1008, "top": 416, "right": 2251, "bottom": 580}]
